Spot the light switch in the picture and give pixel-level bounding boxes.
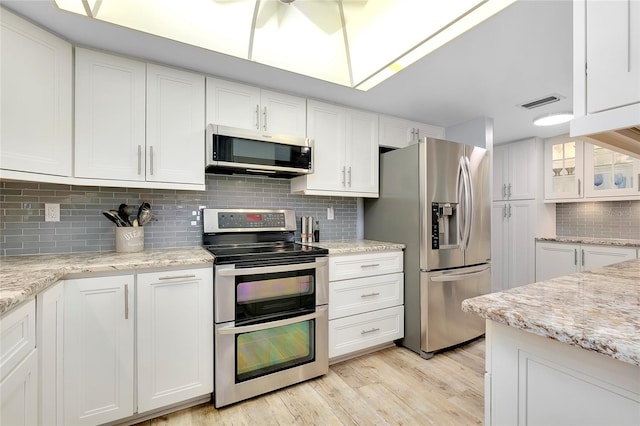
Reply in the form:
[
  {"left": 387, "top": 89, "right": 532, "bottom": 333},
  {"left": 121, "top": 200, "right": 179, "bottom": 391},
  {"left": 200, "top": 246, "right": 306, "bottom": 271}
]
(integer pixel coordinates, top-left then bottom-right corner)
[{"left": 45, "top": 203, "right": 60, "bottom": 222}]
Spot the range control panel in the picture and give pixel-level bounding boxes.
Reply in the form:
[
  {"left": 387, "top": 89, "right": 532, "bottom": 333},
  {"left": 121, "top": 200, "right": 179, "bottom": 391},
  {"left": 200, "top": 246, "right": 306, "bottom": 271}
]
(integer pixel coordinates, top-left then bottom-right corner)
[
  {"left": 203, "top": 209, "right": 297, "bottom": 233},
  {"left": 217, "top": 212, "right": 286, "bottom": 229}
]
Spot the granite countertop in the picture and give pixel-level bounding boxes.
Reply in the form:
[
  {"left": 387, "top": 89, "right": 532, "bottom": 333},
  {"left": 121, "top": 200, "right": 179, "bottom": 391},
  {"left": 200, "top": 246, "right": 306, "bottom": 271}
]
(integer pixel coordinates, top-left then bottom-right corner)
[
  {"left": 536, "top": 236, "right": 640, "bottom": 247},
  {"left": 0, "top": 247, "right": 214, "bottom": 316},
  {"left": 462, "top": 259, "right": 640, "bottom": 366},
  {"left": 305, "top": 239, "right": 405, "bottom": 254}
]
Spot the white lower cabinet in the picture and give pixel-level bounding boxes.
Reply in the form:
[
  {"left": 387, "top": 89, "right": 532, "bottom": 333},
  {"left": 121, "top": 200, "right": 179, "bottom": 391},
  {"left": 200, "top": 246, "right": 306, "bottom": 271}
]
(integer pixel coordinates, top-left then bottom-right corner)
[
  {"left": 536, "top": 241, "right": 638, "bottom": 281},
  {"left": 1, "top": 299, "right": 38, "bottom": 426},
  {"left": 64, "top": 275, "right": 135, "bottom": 426},
  {"left": 137, "top": 269, "right": 213, "bottom": 413},
  {"left": 328, "top": 251, "right": 404, "bottom": 362},
  {"left": 63, "top": 266, "right": 213, "bottom": 425}
]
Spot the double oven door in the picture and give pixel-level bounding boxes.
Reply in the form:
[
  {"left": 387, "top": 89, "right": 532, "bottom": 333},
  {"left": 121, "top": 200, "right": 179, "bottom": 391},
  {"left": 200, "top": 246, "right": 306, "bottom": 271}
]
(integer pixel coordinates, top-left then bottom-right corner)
[{"left": 214, "top": 255, "right": 328, "bottom": 408}]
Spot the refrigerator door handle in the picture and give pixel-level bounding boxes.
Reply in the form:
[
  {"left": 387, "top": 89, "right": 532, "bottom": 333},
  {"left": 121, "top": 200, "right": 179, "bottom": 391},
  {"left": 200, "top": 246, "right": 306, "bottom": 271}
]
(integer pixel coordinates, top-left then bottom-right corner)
[
  {"left": 458, "top": 156, "right": 473, "bottom": 250},
  {"left": 429, "top": 265, "right": 491, "bottom": 282},
  {"left": 463, "top": 156, "right": 473, "bottom": 249}
]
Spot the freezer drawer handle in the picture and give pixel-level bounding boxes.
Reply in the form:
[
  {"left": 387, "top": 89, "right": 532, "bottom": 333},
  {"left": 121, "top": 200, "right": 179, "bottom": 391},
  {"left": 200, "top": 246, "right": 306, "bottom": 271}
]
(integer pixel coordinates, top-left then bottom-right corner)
[
  {"left": 360, "top": 263, "right": 380, "bottom": 268},
  {"left": 361, "top": 327, "right": 380, "bottom": 335},
  {"left": 430, "top": 267, "right": 491, "bottom": 282},
  {"left": 361, "top": 292, "right": 380, "bottom": 298}
]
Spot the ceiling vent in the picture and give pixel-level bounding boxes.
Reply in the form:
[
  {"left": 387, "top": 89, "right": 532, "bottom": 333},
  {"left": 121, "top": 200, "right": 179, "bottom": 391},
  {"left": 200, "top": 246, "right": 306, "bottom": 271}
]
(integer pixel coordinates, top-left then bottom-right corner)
[{"left": 518, "top": 94, "right": 564, "bottom": 110}]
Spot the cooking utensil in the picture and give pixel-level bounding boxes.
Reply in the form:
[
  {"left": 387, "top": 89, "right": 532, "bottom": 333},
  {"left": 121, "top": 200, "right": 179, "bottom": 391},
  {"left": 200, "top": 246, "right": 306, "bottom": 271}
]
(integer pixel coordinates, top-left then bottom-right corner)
[
  {"left": 137, "top": 202, "right": 153, "bottom": 226},
  {"left": 102, "top": 210, "right": 126, "bottom": 227},
  {"left": 118, "top": 203, "right": 133, "bottom": 226}
]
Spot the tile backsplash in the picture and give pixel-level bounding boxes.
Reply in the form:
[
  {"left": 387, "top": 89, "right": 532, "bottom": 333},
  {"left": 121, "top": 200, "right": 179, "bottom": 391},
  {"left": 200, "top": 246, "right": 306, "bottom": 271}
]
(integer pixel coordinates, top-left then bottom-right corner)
[
  {"left": 0, "top": 175, "right": 357, "bottom": 256},
  {"left": 556, "top": 201, "right": 640, "bottom": 240}
]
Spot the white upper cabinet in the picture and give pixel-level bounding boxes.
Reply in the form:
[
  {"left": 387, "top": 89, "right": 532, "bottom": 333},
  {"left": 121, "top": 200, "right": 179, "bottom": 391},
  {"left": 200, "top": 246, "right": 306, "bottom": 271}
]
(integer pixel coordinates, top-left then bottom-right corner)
[
  {"left": 291, "top": 99, "right": 378, "bottom": 197},
  {"left": 206, "top": 77, "right": 306, "bottom": 137},
  {"left": 571, "top": 0, "right": 640, "bottom": 136},
  {"left": 146, "top": 64, "right": 205, "bottom": 185},
  {"left": 75, "top": 49, "right": 205, "bottom": 187},
  {"left": 493, "top": 138, "right": 540, "bottom": 201},
  {"left": 75, "top": 48, "right": 146, "bottom": 181},
  {"left": 0, "top": 8, "right": 72, "bottom": 177},
  {"left": 378, "top": 114, "right": 444, "bottom": 148},
  {"left": 545, "top": 134, "right": 639, "bottom": 201}
]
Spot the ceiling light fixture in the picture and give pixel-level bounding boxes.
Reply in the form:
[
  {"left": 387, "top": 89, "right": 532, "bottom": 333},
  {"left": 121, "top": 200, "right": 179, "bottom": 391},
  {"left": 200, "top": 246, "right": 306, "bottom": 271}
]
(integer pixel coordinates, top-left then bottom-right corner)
[
  {"left": 52, "top": 0, "right": 517, "bottom": 90},
  {"left": 533, "top": 112, "right": 574, "bottom": 127}
]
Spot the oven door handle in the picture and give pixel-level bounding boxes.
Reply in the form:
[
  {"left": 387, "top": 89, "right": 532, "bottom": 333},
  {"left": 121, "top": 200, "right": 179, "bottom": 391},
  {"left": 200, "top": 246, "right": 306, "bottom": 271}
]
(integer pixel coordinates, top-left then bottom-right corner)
[
  {"left": 217, "top": 260, "right": 327, "bottom": 276},
  {"left": 217, "top": 308, "right": 326, "bottom": 335}
]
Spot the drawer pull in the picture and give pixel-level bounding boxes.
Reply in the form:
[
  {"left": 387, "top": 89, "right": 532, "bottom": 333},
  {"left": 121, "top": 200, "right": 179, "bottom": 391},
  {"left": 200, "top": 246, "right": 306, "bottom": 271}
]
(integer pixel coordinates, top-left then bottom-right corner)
[
  {"left": 361, "top": 292, "right": 380, "bottom": 298},
  {"left": 361, "top": 327, "right": 380, "bottom": 335},
  {"left": 360, "top": 263, "right": 380, "bottom": 268},
  {"left": 158, "top": 274, "right": 198, "bottom": 281}
]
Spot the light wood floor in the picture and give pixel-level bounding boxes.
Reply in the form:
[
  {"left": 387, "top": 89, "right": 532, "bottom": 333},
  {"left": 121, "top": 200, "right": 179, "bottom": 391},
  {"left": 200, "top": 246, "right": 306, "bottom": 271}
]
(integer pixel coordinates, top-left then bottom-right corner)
[{"left": 137, "top": 338, "right": 485, "bottom": 426}]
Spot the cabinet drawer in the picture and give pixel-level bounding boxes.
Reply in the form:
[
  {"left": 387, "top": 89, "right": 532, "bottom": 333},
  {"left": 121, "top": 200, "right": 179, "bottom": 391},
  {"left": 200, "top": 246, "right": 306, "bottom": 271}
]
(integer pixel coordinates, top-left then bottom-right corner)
[
  {"left": 329, "top": 273, "right": 403, "bottom": 320},
  {"left": 328, "top": 305, "right": 404, "bottom": 359},
  {"left": 1, "top": 299, "right": 36, "bottom": 381},
  {"left": 329, "top": 251, "right": 403, "bottom": 281}
]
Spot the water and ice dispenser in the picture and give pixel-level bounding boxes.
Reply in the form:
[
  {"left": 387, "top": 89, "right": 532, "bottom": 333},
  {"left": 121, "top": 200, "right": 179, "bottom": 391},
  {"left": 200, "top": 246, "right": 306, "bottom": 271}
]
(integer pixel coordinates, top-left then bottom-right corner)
[{"left": 431, "top": 202, "right": 459, "bottom": 249}]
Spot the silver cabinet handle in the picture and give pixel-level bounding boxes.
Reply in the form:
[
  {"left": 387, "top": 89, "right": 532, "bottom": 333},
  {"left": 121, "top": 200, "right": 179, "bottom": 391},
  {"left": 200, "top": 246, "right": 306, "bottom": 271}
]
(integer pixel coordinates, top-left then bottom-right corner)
[
  {"left": 218, "top": 309, "right": 324, "bottom": 335},
  {"left": 263, "top": 106, "right": 267, "bottom": 131},
  {"left": 415, "top": 128, "right": 420, "bottom": 141},
  {"left": 507, "top": 204, "right": 512, "bottom": 218},
  {"left": 348, "top": 166, "right": 352, "bottom": 187},
  {"left": 502, "top": 184, "right": 506, "bottom": 199},
  {"left": 574, "top": 248, "right": 577, "bottom": 266},
  {"left": 581, "top": 249, "right": 585, "bottom": 267},
  {"left": 158, "top": 274, "right": 198, "bottom": 281},
  {"left": 360, "top": 263, "right": 380, "bottom": 268},
  {"left": 124, "top": 284, "right": 129, "bottom": 320},
  {"left": 410, "top": 128, "right": 415, "bottom": 142},
  {"left": 361, "top": 292, "right": 380, "bottom": 298},
  {"left": 255, "top": 104, "right": 259, "bottom": 129},
  {"left": 502, "top": 205, "right": 507, "bottom": 219},
  {"left": 507, "top": 183, "right": 512, "bottom": 199},
  {"left": 578, "top": 178, "right": 581, "bottom": 196},
  {"left": 361, "top": 327, "right": 380, "bottom": 335},
  {"left": 149, "top": 146, "right": 154, "bottom": 175},
  {"left": 137, "top": 145, "right": 142, "bottom": 175},
  {"left": 342, "top": 166, "right": 346, "bottom": 186}
]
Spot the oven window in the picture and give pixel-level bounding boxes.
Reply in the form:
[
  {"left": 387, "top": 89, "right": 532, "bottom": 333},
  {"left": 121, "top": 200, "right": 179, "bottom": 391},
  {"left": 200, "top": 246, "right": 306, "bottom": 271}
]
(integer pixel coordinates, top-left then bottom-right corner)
[
  {"left": 236, "top": 319, "right": 315, "bottom": 383},
  {"left": 235, "top": 269, "right": 315, "bottom": 324}
]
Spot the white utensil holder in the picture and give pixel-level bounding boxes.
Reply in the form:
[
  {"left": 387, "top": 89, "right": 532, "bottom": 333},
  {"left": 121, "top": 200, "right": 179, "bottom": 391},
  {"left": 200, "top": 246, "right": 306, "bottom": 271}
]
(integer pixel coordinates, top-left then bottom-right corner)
[{"left": 115, "top": 227, "right": 144, "bottom": 253}]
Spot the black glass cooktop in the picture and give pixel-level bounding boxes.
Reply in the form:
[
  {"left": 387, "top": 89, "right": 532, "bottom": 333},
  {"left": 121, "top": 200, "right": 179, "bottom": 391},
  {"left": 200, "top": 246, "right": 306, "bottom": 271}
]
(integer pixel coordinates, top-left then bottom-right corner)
[{"left": 205, "top": 242, "right": 328, "bottom": 265}]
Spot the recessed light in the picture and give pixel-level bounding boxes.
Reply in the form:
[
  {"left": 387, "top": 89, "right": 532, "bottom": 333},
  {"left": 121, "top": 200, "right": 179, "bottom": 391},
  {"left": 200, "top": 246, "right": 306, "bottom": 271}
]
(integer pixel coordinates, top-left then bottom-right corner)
[{"left": 533, "top": 112, "right": 573, "bottom": 126}]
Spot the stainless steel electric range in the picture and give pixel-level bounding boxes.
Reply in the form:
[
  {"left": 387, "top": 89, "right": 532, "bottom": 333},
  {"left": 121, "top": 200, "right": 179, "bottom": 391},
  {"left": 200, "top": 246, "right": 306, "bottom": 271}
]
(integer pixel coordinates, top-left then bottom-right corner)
[{"left": 202, "top": 208, "right": 329, "bottom": 408}]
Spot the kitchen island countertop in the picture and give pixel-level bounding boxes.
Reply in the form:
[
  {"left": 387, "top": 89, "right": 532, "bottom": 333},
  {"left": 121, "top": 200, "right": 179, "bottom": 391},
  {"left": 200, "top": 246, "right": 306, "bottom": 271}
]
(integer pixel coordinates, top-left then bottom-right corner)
[
  {"left": 462, "top": 258, "right": 640, "bottom": 366},
  {"left": 304, "top": 239, "right": 405, "bottom": 254},
  {"left": 536, "top": 236, "right": 640, "bottom": 247},
  {"left": 0, "top": 247, "right": 214, "bottom": 316}
]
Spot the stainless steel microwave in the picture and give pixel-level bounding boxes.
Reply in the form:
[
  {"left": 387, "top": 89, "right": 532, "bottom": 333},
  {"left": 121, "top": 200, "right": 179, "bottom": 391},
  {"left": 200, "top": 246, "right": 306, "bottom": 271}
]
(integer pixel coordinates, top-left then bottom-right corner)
[{"left": 205, "top": 124, "right": 313, "bottom": 178}]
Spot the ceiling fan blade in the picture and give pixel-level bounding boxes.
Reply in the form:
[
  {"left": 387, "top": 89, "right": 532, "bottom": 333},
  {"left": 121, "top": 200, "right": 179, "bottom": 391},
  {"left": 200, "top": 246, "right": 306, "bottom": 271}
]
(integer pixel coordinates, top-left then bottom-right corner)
[
  {"left": 294, "top": 0, "right": 343, "bottom": 34},
  {"left": 255, "top": 0, "right": 281, "bottom": 28}
]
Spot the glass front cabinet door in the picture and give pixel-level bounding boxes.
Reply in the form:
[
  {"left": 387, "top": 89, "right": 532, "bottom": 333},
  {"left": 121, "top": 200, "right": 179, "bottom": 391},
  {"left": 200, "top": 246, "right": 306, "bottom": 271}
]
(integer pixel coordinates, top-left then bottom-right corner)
[
  {"left": 584, "top": 144, "right": 640, "bottom": 198},
  {"left": 544, "top": 135, "right": 584, "bottom": 200}
]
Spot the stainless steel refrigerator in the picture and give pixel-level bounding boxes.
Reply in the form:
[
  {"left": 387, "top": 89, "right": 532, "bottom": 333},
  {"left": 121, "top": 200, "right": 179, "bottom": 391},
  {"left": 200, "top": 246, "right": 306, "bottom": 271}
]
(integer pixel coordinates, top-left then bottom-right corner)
[{"left": 364, "top": 137, "right": 491, "bottom": 359}]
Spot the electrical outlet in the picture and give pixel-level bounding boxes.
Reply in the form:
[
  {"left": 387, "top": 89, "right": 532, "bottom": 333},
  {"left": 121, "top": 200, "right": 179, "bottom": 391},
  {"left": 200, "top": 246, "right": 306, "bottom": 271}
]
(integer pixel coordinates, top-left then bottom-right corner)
[
  {"left": 327, "top": 206, "right": 334, "bottom": 220},
  {"left": 45, "top": 203, "right": 60, "bottom": 222}
]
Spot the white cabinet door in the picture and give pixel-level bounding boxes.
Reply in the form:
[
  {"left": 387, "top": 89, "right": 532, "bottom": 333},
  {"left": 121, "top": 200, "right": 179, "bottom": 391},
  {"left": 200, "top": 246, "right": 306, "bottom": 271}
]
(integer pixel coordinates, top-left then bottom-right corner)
[
  {"left": 535, "top": 242, "right": 580, "bottom": 281},
  {"left": 37, "top": 281, "right": 64, "bottom": 426},
  {"left": 64, "top": 276, "right": 134, "bottom": 426},
  {"left": 491, "top": 203, "right": 508, "bottom": 292},
  {"left": 0, "top": 350, "right": 38, "bottom": 426},
  {"left": 137, "top": 268, "right": 213, "bottom": 413},
  {"left": 206, "top": 77, "right": 261, "bottom": 129},
  {"left": 260, "top": 89, "right": 306, "bottom": 136},
  {"left": 0, "top": 8, "right": 72, "bottom": 177},
  {"left": 581, "top": 245, "right": 637, "bottom": 271},
  {"left": 146, "top": 64, "right": 205, "bottom": 185},
  {"left": 506, "top": 140, "right": 537, "bottom": 200},
  {"left": 378, "top": 115, "right": 415, "bottom": 148},
  {"left": 507, "top": 201, "right": 536, "bottom": 288},
  {"left": 75, "top": 48, "right": 146, "bottom": 181},
  {"left": 492, "top": 145, "right": 508, "bottom": 201},
  {"left": 544, "top": 136, "right": 585, "bottom": 201},
  {"left": 345, "top": 108, "right": 378, "bottom": 194},
  {"left": 584, "top": 143, "right": 640, "bottom": 198},
  {"left": 585, "top": 0, "right": 640, "bottom": 114},
  {"left": 414, "top": 122, "right": 445, "bottom": 141}
]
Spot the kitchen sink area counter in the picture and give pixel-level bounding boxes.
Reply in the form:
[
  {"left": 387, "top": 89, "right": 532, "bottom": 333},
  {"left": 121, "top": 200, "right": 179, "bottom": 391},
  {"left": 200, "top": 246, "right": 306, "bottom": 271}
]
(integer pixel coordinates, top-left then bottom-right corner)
[
  {"left": 0, "top": 247, "right": 214, "bottom": 315},
  {"left": 304, "top": 239, "right": 405, "bottom": 254},
  {"left": 536, "top": 236, "right": 640, "bottom": 247},
  {"left": 463, "top": 259, "right": 640, "bottom": 425}
]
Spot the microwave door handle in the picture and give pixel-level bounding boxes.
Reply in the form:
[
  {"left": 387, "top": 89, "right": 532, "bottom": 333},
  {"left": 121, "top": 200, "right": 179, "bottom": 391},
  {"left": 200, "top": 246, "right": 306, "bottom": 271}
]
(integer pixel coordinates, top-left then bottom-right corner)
[
  {"left": 217, "top": 260, "right": 327, "bottom": 276},
  {"left": 217, "top": 309, "right": 325, "bottom": 335}
]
